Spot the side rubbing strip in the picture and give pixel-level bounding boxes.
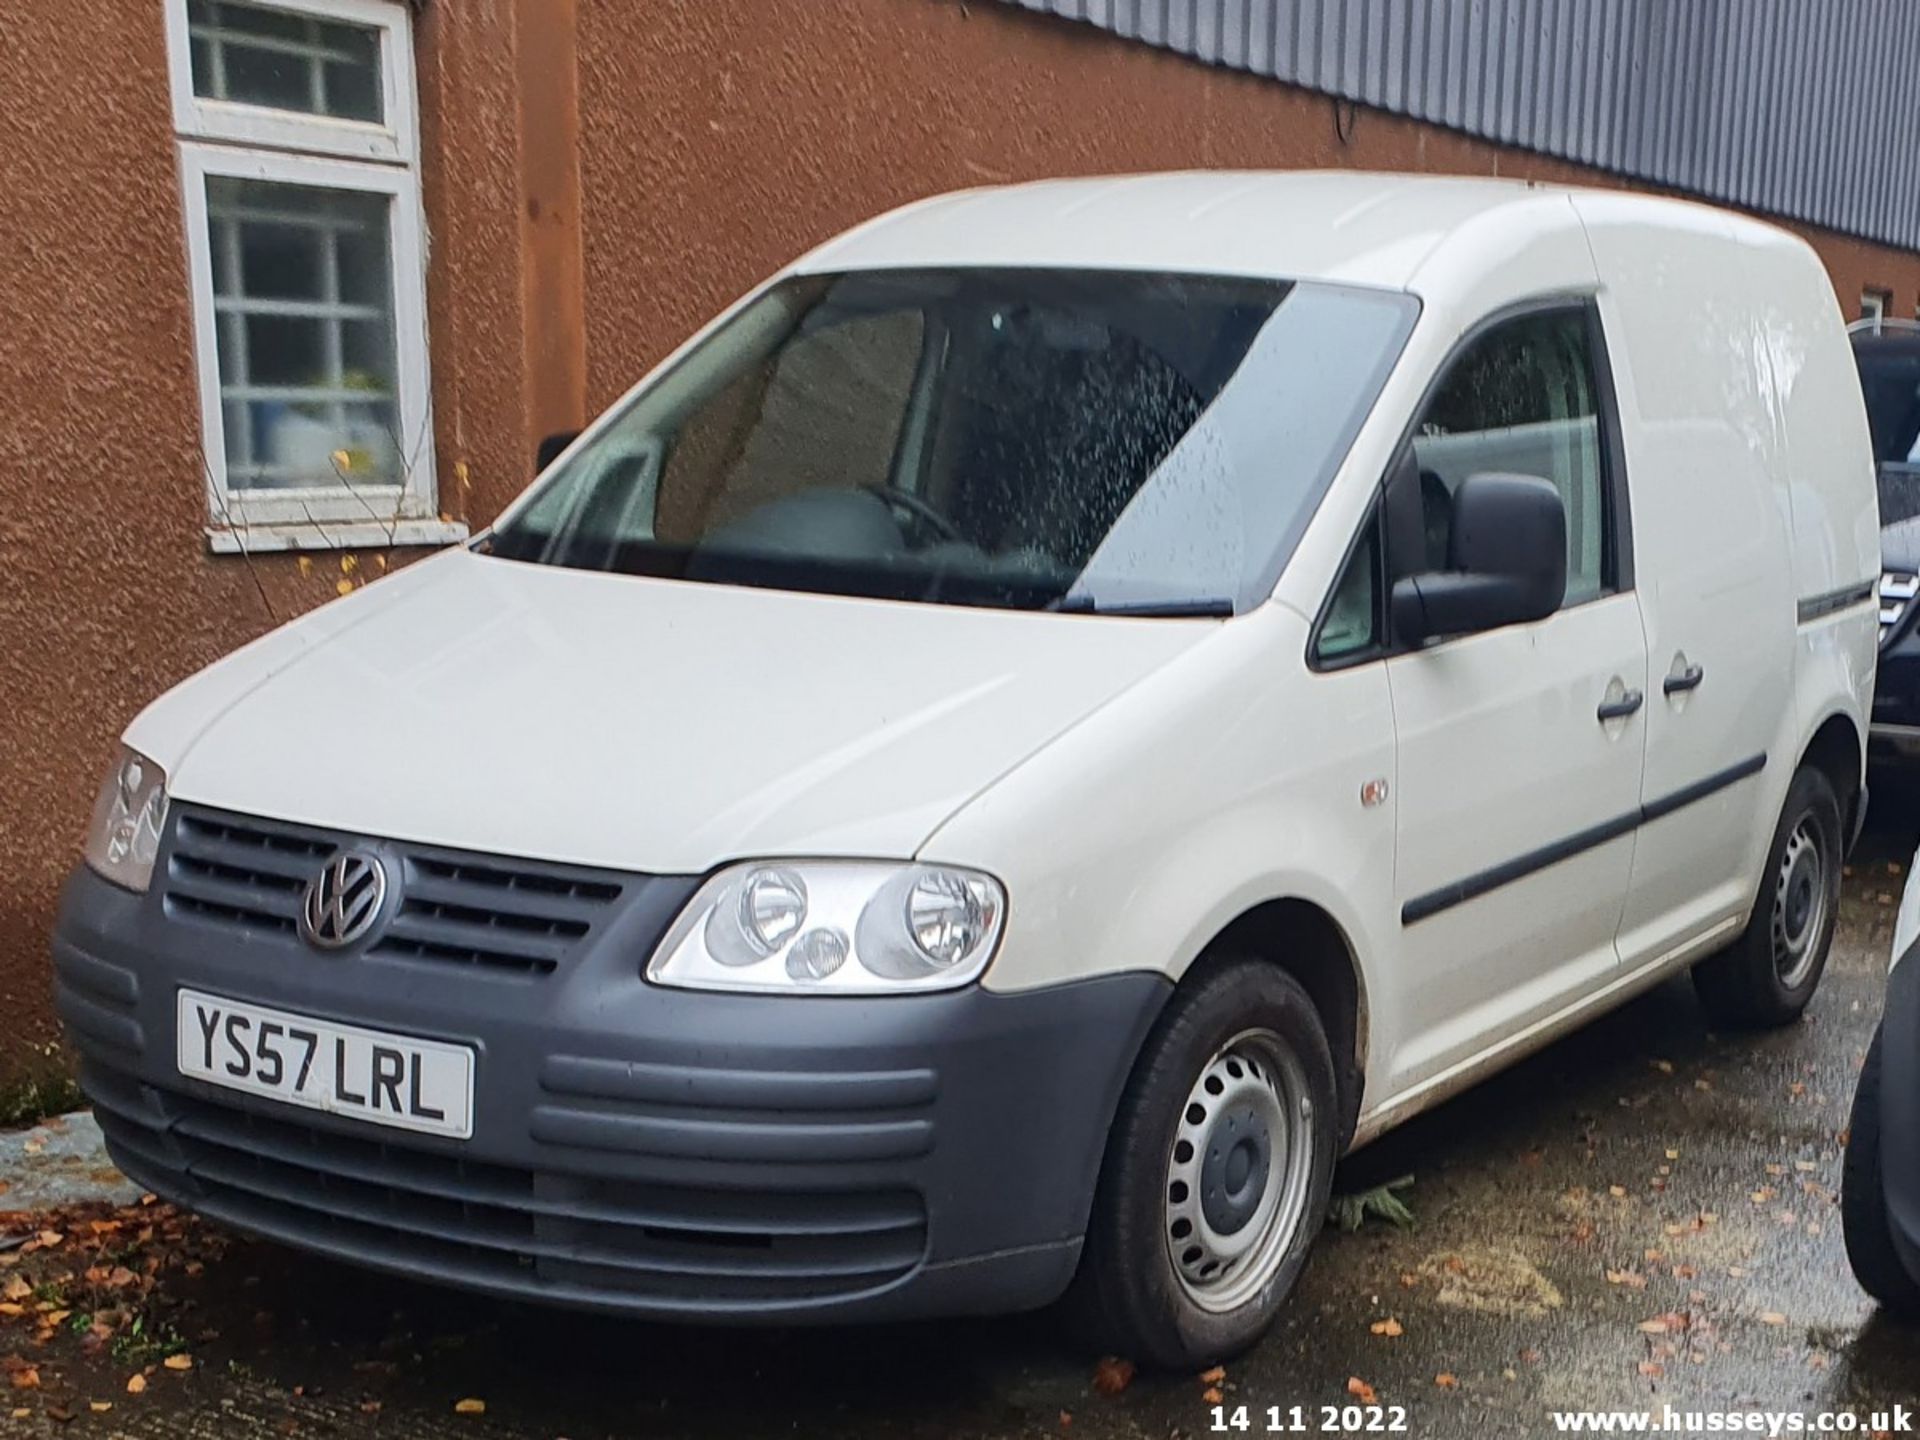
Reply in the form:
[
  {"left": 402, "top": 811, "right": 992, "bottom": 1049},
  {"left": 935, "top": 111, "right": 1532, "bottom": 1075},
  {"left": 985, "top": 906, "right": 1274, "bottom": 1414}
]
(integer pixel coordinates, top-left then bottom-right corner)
[
  {"left": 1797, "top": 581, "right": 1875, "bottom": 625},
  {"left": 1639, "top": 752, "right": 1768, "bottom": 824},
  {"left": 1402, "top": 752, "right": 1768, "bottom": 925}
]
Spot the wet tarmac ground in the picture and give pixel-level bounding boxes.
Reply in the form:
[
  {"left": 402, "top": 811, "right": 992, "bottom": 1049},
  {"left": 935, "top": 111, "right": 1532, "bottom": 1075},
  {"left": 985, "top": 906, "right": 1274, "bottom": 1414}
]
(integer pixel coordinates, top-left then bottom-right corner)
[{"left": 4, "top": 824, "right": 1919, "bottom": 1438}]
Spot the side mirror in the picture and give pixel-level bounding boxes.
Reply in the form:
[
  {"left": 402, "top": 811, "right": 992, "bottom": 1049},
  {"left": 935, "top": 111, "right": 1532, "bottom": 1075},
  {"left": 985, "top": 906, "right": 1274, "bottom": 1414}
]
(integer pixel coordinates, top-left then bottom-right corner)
[
  {"left": 535, "top": 430, "right": 581, "bottom": 476},
  {"left": 1390, "top": 472, "right": 1567, "bottom": 644}
]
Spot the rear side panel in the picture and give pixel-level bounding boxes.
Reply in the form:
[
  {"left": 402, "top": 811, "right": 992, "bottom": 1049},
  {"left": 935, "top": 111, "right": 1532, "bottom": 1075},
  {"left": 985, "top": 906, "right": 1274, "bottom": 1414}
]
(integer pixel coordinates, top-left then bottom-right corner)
[
  {"left": 1733, "top": 223, "right": 1879, "bottom": 797},
  {"left": 1573, "top": 195, "right": 1799, "bottom": 968}
]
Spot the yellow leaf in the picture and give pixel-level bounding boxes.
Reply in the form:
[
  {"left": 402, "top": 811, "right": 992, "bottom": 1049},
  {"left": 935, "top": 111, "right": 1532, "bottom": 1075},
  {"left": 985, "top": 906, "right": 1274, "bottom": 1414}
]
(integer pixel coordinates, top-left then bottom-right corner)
[
  {"left": 296, "top": 555, "right": 313, "bottom": 576},
  {"left": 162, "top": 1354, "right": 192, "bottom": 1372},
  {"left": 1759, "top": 1312, "right": 1788, "bottom": 1327},
  {"left": 340, "top": 554, "right": 358, "bottom": 575},
  {"left": 455, "top": 1398, "right": 487, "bottom": 1415},
  {"left": 1348, "top": 1377, "right": 1378, "bottom": 1404},
  {"left": 335, "top": 579, "right": 355, "bottom": 597},
  {"left": 1435, "top": 1373, "right": 1460, "bottom": 1390},
  {"left": 125, "top": 1375, "right": 146, "bottom": 1395},
  {"left": 1370, "top": 1318, "right": 1405, "bottom": 1337},
  {"left": 90, "top": 1402, "right": 112, "bottom": 1414}
]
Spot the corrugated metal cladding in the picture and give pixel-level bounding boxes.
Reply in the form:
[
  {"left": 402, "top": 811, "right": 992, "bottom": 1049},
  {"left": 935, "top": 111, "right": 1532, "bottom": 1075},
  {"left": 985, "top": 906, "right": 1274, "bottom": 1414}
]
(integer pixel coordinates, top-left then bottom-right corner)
[{"left": 1000, "top": 0, "right": 1920, "bottom": 253}]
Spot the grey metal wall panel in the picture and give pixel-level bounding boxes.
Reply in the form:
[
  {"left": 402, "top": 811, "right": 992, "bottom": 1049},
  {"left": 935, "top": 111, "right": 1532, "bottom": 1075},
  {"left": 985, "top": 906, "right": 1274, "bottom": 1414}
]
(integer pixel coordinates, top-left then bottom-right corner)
[{"left": 999, "top": 0, "right": 1920, "bottom": 252}]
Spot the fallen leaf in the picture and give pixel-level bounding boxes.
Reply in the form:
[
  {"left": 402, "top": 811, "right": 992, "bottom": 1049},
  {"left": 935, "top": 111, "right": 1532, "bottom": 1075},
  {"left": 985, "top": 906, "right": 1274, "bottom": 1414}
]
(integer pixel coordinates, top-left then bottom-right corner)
[
  {"left": 1198, "top": 1366, "right": 1227, "bottom": 1384},
  {"left": 1370, "top": 1318, "right": 1404, "bottom": 1337},
  {"left": 1435, "top": 1373, "right": 1459, "bottom": 1390},
  {"left": 125, "top": 1375, "right": 146, "bottom": 1395},
  {"left": 1092, "top": 1357, "right": 1135, "bottom": 1395},
  {"left": 1202, "top": 1387, "right": 1225, "bottom": 1404},
  {"left": 1759, "top": 1312, "right": 1788, "bottom": 1327},
  {"left": 0, "top": 1281, "right": 26, "bottom": 1304},
  {"left": 8, "top": 1368, "right": 38, "bottom": 1391},
  {"left": 89, "top": 1402, "right": 111, "bottom": 1414},
  {"left": 1348, "top": 1377, "right": 1378, "bottom": 1404},
  {"left": 454, "top": 1398, "right": 487, "bottom": 1415},
  {"left": 161, "top": 1354, "right": 192, "bottom": 1372},
  {"left": 1607, "top": 1269, "right": 1650, "bottom": 1290}
]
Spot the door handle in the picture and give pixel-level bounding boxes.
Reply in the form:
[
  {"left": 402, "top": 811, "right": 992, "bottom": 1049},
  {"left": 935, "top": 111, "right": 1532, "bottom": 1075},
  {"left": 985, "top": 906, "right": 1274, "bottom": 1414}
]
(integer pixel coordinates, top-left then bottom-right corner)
[
  {"left": 1597, "top": 689, "right": 1645, "bottom": 722},
  {"left": 1663, "top": 663, "right": 1705, "bottom": 696}
]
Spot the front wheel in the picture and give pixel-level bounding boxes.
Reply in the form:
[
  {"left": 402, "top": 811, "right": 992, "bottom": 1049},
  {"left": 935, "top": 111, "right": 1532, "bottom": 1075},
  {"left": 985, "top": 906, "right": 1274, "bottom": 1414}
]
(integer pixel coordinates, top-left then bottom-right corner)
[
  {"left": 1064, "top": 960, "right": 1338, "bottom": 1369},
  {"left": 1693, "top": 765, "right": 1842, "bottom": 1028},
  {"left": 1842, "top": 1030, "right": 1920, "bottom": 1317}
]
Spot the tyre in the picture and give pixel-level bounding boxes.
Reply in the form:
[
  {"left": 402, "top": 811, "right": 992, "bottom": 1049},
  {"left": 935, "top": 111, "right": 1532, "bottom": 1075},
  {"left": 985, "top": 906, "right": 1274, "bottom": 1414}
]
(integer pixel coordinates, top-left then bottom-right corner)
[
  {"left": 1842, "top": 1029, "right": 1920, "bottom": 1318},
  {"left": 1692, "top": 765, "right": 1842, "bottom": 1028},
  {"left": 1065, "top": 959, "right": 1339, "bottom": 1370}
]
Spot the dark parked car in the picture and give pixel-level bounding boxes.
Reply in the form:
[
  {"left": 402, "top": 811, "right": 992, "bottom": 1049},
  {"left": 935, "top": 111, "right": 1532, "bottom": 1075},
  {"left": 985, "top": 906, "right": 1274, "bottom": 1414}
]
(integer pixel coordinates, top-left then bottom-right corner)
[
  {"left": 1856, "top": 320, "right": 1920, "bottom": 765},
  {"left": 1843, "top": 885, "right": 1920, "bottom": 1317}
]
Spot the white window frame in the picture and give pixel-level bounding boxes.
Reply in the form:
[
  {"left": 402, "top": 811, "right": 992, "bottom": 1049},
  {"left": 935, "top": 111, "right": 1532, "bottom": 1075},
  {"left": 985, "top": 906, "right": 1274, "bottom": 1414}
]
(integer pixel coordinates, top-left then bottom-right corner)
[
  {"left": 162, "top": 0, "right": 417, "bottom": 164},
  {"left": 164, "top": 0, "right": 455, "bottom": 552}
]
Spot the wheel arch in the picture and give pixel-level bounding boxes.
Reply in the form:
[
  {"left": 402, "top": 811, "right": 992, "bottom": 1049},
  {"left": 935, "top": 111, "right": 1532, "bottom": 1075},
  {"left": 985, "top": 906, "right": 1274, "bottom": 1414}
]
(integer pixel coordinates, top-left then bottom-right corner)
[
  {"left": 1799, "top": 709, "right": 1865, "bottom": 849},
  {"left": 1188, "top": 898, "right": 1370, "bottom": 1150}
]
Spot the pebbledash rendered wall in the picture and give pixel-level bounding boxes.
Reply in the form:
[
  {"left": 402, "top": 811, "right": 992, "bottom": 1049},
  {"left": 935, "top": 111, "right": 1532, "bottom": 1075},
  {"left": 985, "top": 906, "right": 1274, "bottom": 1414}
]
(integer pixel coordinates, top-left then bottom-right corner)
[{"left": 3, "top": 0, "right": 1920, "bottom": 1095}]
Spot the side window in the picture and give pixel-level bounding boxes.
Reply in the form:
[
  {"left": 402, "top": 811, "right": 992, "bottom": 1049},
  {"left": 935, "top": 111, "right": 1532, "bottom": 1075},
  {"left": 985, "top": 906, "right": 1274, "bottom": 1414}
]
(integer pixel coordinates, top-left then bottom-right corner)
[
  {"left": 1314, "top": 518, "right": 1379, "bottom": 663},
  {"left": 1411, "top": 308, "right": 1612, "bottom": 606}
]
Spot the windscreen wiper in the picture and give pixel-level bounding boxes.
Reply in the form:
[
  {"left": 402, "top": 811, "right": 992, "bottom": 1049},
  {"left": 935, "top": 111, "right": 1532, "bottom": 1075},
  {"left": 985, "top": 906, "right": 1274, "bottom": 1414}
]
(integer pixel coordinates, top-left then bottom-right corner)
[{"left": 1047, "top": 595, "right": 1235, "bottom": 617}]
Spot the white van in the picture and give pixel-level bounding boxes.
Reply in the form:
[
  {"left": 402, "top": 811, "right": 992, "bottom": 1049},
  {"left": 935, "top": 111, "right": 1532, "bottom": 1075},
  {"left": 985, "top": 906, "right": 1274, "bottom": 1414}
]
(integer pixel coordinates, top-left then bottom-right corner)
[{"left": 57, "top": 173, "right": 1877, "bottom": 1367}]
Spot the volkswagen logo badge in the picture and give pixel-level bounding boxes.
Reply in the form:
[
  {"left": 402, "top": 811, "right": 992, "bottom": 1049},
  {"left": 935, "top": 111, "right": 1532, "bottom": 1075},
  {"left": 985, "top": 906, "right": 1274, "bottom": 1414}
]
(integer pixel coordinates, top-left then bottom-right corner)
[{"left": 300, "top": 850, "right": 389, "bottom": 950}]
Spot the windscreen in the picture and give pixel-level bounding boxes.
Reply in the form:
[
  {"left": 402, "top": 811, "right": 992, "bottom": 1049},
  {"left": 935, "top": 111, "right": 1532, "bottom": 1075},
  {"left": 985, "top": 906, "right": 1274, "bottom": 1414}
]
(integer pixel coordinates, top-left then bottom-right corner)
[{"left": 490, "top": 268, "right": 1418, "bottom": 615}]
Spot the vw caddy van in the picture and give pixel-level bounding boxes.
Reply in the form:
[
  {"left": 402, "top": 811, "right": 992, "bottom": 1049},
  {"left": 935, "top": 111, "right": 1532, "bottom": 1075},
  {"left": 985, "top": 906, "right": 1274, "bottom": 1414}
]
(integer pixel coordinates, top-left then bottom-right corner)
[{"left": 56, "top": 174, "right": 1878, "bottom": 1367}]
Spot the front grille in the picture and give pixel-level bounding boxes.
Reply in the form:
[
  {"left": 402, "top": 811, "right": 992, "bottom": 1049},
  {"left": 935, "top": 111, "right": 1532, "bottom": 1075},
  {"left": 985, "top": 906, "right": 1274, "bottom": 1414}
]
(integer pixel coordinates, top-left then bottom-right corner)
[
  {"left": 87, "top": 1066, "right": 927, "bottom": 1307},
  {"left": 1881, "top": 570, "right": 1918, "bottom": 645},
  {"left": 162, "top": 807, "right": 630, "bottom": 977}
]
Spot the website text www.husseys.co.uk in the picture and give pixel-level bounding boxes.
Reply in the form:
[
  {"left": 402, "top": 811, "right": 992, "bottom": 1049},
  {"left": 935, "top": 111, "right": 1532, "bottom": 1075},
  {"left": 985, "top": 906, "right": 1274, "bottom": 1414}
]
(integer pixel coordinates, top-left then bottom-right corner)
[{"left": 1549, "top": 1406, "right": 1914, "bottom": 1436}]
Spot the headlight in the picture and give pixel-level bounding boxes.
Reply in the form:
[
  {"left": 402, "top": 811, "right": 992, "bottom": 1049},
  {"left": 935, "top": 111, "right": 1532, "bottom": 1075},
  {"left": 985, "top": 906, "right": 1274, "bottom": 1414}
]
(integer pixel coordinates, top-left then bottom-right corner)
[
  {"left": 649, "top": 861, "right": 1006, "bottom": 994},
  {"left": 83, "top": 745, "right": 169, "bottom": 893}
]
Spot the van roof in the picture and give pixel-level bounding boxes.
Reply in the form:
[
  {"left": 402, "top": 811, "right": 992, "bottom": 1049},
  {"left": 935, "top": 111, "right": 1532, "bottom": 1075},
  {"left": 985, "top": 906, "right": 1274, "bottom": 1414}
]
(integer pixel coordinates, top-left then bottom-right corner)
[{"left": 795, "top": 170, "right": 1750, "bottom": 294}]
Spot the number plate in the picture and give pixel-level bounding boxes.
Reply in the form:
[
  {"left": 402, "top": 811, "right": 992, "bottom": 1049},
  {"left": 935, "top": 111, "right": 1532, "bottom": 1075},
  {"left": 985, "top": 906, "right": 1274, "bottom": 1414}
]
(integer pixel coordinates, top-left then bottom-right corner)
[{"left": 175, "top": 989, "right": 474, "bottom": 1140}]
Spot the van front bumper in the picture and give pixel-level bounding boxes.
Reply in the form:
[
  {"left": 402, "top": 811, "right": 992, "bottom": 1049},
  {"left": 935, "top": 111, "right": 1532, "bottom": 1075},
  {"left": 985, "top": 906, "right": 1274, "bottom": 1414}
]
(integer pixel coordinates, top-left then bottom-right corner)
[
  {"left": 1881, "top": 949, "right": 1920, "bottom": 1279},
  {"left": 53, "top": 846, "right": 1168, "bottom": 1324}
]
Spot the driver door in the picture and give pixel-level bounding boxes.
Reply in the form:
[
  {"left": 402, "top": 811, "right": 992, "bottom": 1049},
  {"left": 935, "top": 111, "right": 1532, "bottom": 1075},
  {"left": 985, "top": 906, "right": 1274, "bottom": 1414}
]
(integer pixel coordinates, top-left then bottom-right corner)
[{"left": 1381, "top": 303, "right": 1648, "bottom": 1094}]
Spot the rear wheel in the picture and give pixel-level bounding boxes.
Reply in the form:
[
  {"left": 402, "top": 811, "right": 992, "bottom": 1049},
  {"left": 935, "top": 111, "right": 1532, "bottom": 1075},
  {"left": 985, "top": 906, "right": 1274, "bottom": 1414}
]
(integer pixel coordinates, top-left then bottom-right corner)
[
  {"left": 1693, "top": 765, "right": 1842, "bottom": 1027},
  {"left": 1842, "top": 1030, "right": 1920, "bottom": 1318},
  {"left": 1065, "top": 960, "right": 1338, "bottom": 1369}
]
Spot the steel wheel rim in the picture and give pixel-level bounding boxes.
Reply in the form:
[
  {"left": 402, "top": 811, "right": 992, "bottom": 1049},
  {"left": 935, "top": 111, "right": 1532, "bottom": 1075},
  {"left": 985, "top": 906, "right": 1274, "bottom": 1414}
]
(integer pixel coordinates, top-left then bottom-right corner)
[
  {"left": 1771, "top": 816, "right": 1828, "bottom": 991},
  {"left": 1164, "top": 1028, "right": 1316, "bottom": 1314}
]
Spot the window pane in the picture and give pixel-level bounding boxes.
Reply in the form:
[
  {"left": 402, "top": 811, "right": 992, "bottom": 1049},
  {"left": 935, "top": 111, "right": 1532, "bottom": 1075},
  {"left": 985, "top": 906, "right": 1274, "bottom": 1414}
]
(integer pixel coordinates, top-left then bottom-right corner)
[
  {"left": 187, "top": 0, "right": 384, "bottom": 125},
  {"left": 1412, "top": 311, "right": 1607, "bottom": 606},
  {"left": 204, "top": 175, "right": 399, "bottom": 491},
  {"left": 1316, "top": 523, "right": 1378, "bottom": 661}
]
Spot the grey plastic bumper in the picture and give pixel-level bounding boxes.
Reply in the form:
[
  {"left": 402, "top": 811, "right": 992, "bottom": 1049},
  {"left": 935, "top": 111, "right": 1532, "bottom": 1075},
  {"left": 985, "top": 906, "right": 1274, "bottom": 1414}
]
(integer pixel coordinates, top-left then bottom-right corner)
[
  {"left": 53, "top": 858, "right": 1169, "bottom": 1323},
  {"left": 1882, "top": 947, "right": 1920, "bottom": 1278}
]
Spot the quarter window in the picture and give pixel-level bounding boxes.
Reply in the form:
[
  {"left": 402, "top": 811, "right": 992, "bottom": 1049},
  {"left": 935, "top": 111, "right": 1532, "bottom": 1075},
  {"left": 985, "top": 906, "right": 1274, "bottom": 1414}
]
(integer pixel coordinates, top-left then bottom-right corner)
[
  {"left": 164, "top": 0, "right": 449, "bottom": 552},
  {"left": 1412, "top": 309, "right": 1613, "bottom": 607},
  {"left": 1314, "top": 521, "right": 1379, "bottom": 663}
]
